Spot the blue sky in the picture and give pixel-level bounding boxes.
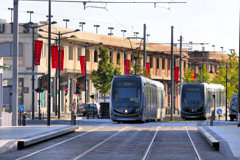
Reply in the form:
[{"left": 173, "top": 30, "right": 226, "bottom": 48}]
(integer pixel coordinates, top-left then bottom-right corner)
[{"left": 0, "top": 0, "right": 239, "bottom": 53}]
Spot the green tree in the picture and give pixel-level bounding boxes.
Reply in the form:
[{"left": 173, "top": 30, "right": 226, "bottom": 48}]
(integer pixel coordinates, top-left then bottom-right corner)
[
  {"left": 211, "top": 50, "right": 238, "bottom": 101},
  {"left": 200, "top": 64, "right": 211, "bottom": 83},
  {"left": 92, "top": 46, "right": 121, "bottom": 102},
  {"left": 183, "top": 67, "right": 199, "bottom": 83},
  {"left": 129, "top": 52, "right": 148, "bottom": 77}
]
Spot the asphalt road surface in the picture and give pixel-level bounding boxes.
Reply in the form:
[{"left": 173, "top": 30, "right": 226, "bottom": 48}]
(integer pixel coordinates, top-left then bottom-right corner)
[{"left": 0, "top": 121, "right": 229, "bottom": 160}]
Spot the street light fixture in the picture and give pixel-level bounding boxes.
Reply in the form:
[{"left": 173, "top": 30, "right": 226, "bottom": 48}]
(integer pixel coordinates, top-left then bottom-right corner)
[
  {"left": 63, "top": 19, "right": 70, "bottom": 28},
  {"left": 26, "top": 10, "right": 34, "bottom": 22},
  {"left": 8, "top": 8, "right": 13, "bottom": 23},
  {"left": 133, "top": 32, "right": 139, "bottom": 39},
  {"left": 93, "top": 25, "right": 100, "bottom": 34},
  {"left": 108, "top": 27, "right": 114, "bottom": 36},
  {"left": 120, "top": 30, "right": 127, "bottom": 38},
  {"left": 79, "top": 22, "right": 86, "bottom": 31},
  {"left": 146, "top": 34, "right": 150, "bottom": 42},
  {"left": 24, "top": 21, "right": 57, "bottom": 120}
]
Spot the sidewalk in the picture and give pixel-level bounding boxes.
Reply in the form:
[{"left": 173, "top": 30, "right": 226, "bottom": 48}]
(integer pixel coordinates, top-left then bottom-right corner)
[
  {"left": 199, "top": 120, "right": 240, "bottom": 160},
  {"left": 0, "top": 125, "right": 79, "bottom": 155}
]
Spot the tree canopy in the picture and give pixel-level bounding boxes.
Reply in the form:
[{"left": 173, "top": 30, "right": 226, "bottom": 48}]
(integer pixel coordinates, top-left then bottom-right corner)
[{"left": 92, "top": 46, "right": 121, "bottom": 101}]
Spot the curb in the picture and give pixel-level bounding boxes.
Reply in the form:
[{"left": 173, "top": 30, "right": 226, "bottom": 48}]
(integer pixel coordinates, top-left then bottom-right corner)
[
  {"left": 18, "top": 126, "right": 79, "bottom": 149},
  {"left": 0, "top": 140, "right": 18, "bottom": 155},
  {"left": 198, "top": 126, "right": 219, "bottom": 150}
]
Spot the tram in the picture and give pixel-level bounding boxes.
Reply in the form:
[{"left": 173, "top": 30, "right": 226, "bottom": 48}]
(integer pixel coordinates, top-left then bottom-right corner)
[
  {"left": 110, "top": 75, "right": 166, "bottom": 122},
  {"left": 180, "top": 82, "right": 225, "bottom": 119}
]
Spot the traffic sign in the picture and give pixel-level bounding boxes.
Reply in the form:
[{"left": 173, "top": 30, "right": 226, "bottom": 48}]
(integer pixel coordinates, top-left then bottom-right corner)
[
  {"left": 19, "top": 105, "right": 24, "bottom": 112},
  {"left": 217, "top": 109, "right": 222, "bottom": 115}
]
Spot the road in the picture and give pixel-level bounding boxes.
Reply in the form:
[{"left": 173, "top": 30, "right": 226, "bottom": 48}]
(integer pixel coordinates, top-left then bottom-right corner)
[{"left": 0, "top": 120, "right": 229, "bottom": 160}]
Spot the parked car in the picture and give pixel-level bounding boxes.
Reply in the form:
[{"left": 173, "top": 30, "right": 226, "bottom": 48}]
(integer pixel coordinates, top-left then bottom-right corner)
[
  {"left": 229, "top": 93, "right": 237, "bottom": 121},
  {"left": 83, "top": 103, "right": 101, "bottom": 118},
  {"left": 77, "top": 103, "right": 87, "bottom": 116}
]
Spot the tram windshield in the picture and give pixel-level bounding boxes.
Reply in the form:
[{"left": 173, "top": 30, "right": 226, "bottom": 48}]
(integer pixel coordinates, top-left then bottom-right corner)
[
  {"left": 181, "top": 85, "right": 204, "bottom": 106},
  {"left": 112, "top": 80, "right": 141, "bottom": 105}
]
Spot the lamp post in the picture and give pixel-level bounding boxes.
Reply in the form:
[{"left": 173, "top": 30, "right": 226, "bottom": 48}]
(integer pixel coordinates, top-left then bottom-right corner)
[
  {"left": 26, "top": 11, "right": 34, "bottom": 22},
  {"left": 25, "top": 21, "right": 57, "bottom": 120},
  {"left": 79, "top": 22, "right": 86, "bottom": 31},
  {"left": 121, "top": 30, "right": 127, "bottom": 38},
  {"left": 93, "top": 25, "right": 100, "bottom": 34},
  {"left": 63, "top": 19, "right": 70, "bottom": 28},
  {"left": 212, "top": 45, "right": 215, "bottom": 52},
  {"left": 225, "top": 61, "right": 228, "bottom": 121},
  {"left": 146, "top": 34, "right": 150, "bottom": 42}
]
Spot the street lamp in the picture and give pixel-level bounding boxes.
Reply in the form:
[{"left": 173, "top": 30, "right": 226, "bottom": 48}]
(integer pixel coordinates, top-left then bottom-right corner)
[
  {"left": 39, "top": 28, "right": 80, "bottom": 119},
  {"left": 146, "top": 34, "right": 150, "bottom": 42},
  {"left": 93, "top": 25, "right": 100, "bottom": 34},
  {"left": 26, "top": 11, "right": 34, "bottom": 22},
  {"left": 133, "top": 32, "right": 139, "bottom": 39},
  {"left": 121, "top": 30, "right": 127, "bottom": 38},
  {"left": 212, "top": 45, "right": 215, "bottom": 52},
  {"left": 221, "top": 47, "right": 224, "bottom": 53},
  {"left": 63, "top": 19, "right": 70, "bottom": 28},
  {"left": 24, "top": 21, "right": 57, "bottom": 120},
  {"left": 108, "top": 27, "right": 114, "bottom": 36},
  {"left": 79, "top": 22, "right": 86, "bottom": 31},
  {"left": 225, "top": 61, "right": 228, "bottom": 121},
  {"left": 8, "top": 8, "right": 13, "bottom": 23}
]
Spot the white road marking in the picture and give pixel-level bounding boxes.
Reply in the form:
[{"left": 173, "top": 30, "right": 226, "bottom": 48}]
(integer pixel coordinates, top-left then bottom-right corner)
[{"left": 142, "top": 126, "right": 159, "bottom": 160}]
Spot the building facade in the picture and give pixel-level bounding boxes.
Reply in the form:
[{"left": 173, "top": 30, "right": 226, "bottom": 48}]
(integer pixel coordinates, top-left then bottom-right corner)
[{"left": 0, "top": 22, "right": 226, "bottom": 118}]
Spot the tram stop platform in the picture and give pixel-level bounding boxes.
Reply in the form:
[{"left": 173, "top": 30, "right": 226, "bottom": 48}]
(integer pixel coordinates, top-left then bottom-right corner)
[
  {"left": 199, "top": 120, "right": 240, "bottom": 160},
  {"left": 0, "top": 125, "right": 79, "bottom": 154}
]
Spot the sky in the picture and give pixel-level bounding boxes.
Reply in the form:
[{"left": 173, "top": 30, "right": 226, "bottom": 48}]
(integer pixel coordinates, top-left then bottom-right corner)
[{"left": 0, "top": 0, "right": 239, "bottom": 54}]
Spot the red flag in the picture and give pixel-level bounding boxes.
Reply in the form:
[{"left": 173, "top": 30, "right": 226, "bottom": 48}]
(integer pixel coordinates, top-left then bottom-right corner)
[
  {"left": 51, "top": 46, "right": 59, "bottom": 68},
  {"left": 60, "top": 50, "right": 64, "bottom": 71},
  {"left": 146, "top": 62, "right": 150, "bottom": 78},
  {"left": 191, "top": 70, "right": 195, "bottom": 79},
  {"left": 34, "top": 40, "right": 43, "bottom": 65},
  {"left": 80, "top": 56, "right": 85, "bottom": 75},
  {"left": 125, "top": 59, "right": 130, "bottom": 75},
  {"left": 174, "top": 67, "right": 179, "bottom": 82}
]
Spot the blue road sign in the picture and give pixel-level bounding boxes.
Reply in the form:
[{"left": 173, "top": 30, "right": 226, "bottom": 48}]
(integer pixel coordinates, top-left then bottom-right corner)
[
  {"left": 217, "top": 108, "right": 222, "bottom": 115},
  {"left": 19, "top": 105, "right": 24, "bottom": 112}
]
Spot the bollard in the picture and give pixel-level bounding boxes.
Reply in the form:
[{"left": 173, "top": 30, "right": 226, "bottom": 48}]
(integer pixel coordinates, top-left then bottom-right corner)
[
  {"left": 71, "top": 110, "right": 76, "bottom": 125},
  {"left": 39, "top": 113, "right": 42, "bottom": 120},
  {"left": 22, "top": 113, "right": 26, "bottom": 126},
  {"left": 210, "top": 110, "right": 214, "bottom": 126},
  {"left": 73, "top": 115, "right": 76, "bottom": 125}
]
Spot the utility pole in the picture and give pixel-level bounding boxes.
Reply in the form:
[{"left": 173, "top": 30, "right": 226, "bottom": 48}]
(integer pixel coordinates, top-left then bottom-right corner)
[
  {"left": 179, "top": 35, "right": 182, "bottom": 95},
  {"left": 12, "top": 0, "right": 19, "bottom": 126},
  {"left": 238, "top": 10, "right": 240, "bottom": 127},
  {"left": 47, "top": 0, "right": 52, "bottom": 126},
  {"left": 143, "top": 24, "right": 146, "bottom": 67},
  {"left": 170, "top": 26, "right": 174, "bottom": 121}
]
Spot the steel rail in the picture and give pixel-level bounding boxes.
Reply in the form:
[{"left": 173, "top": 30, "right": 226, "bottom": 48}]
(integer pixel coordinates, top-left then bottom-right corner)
[
  {"left": 185, "top": 126, "right": 202, "bottom": 160},
  {"left": 16, "top": 126, "right": 104, "bottom": 160},
  {"left": 142, "top": 126, "right": 159, "bottom": 160},
  {"left": 20, "top": 0, "right": 186, "bottom": 3},
  {"left": 71, "top": 126, "right": 128, "bottom": 160}
]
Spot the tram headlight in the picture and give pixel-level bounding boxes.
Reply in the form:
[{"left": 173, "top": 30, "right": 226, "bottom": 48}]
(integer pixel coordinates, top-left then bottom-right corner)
[{"left": 135, "top": 108, "right": 140, "bottom": 112}]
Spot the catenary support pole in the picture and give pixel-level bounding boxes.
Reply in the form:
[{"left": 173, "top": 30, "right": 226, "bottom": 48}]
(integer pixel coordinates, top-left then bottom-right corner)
[
  {"left": 47, "top": 0, "right": 52, "bottom": 126},
  {"left": 32, "top": 26, "right": 35, "bottom": 120},
  {"left": 170, "top": 26, "right": 174, "bottom": 121},
  {"left": 238, "top": 9, "right": 240, "bottom": 127},
  {"left": 179, "top": 35, "right": 182, "bottom": 95},
  {"left": 12, "top": 0, "right": 19, "bottom": 126},
  {"left": 58, "top": 32, "right": 61, "bottom": 119},
  {"left": 143, "top": 24, "right": 146, "bottom": 67},
  {"left": 226, "top": 62, "right": 228, "bottom": 121}
]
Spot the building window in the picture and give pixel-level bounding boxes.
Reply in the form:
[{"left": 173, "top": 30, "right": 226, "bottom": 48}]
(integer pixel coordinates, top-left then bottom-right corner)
[
  {"left": 157, "top": 57, "right": 159, "bottom": 69},
  {"left": 110, "top": 51, "right": 113, "bottom": 63},
  {"left": 117, "top": 52, "right": 120, "bottom": 65},
  {"left": 69, "top": 46, "right": 73, "bottom": 60},
  {"left": 86, "top": 49, "right": 90, "bottom": 62},
  {"left": 94, "top": 50, "right": 98, "bottom": 62},
  {"left": 162, "top": 58, "right": 165, "bottom": 70},
  {"left": 77, "top": 47, "right": 82, "bottom": 61},
  {"left": 0, "top": 42, "right": 23, "bottom": 57},
  {"left": 150, "top": 56, "right": 153, "bottom": 68}
]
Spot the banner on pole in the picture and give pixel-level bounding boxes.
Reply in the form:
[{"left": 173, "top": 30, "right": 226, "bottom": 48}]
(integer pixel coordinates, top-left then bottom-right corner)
[
  {"left": 191, "top": 70, "right": 195, "bottom": 79},
  {"left": 51, "top": 46, "right": 58, "bottom": 68},
  {"left": 174, "top": 67, "right": 179, "bottom": 82},
  {"left": 146, "top": 62, "right": 150, "bottom": 78},
  {"left": 125, "top": 59, "right": 130, "bottom": 75},
  {"left": 79, "top": 56, "right": 85, "bottom": 75},
  {"left": 34, "top": 40, "right": 43, "bottom": 65},
  {"left": 60, "top": 50, "right": 64, "bottom": 71}
]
